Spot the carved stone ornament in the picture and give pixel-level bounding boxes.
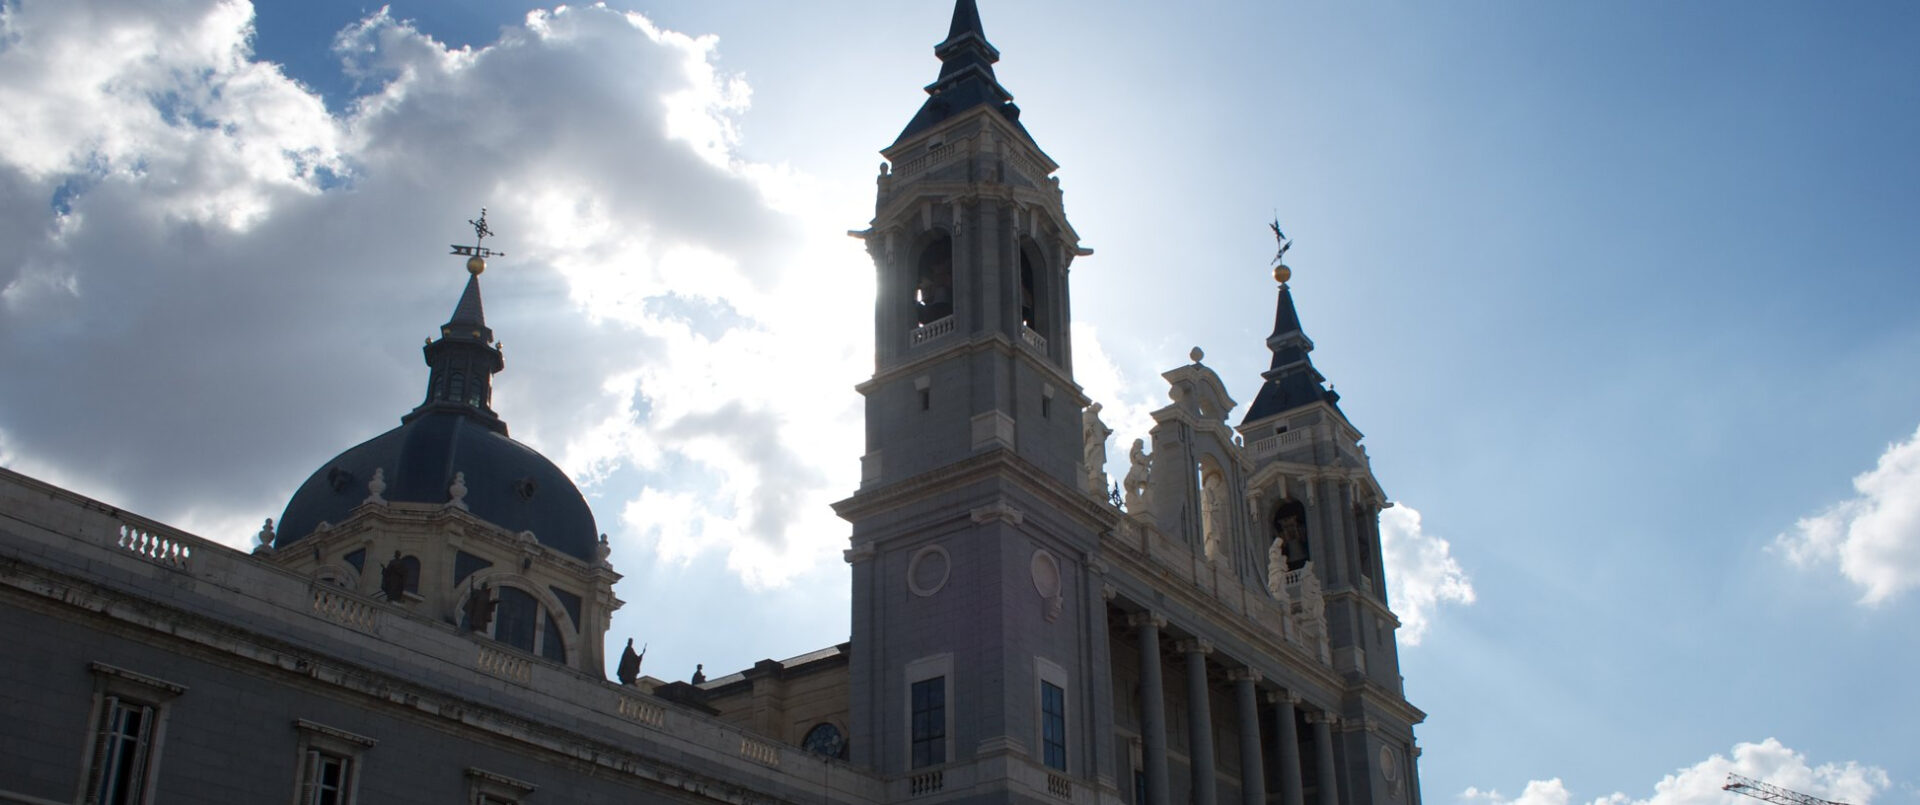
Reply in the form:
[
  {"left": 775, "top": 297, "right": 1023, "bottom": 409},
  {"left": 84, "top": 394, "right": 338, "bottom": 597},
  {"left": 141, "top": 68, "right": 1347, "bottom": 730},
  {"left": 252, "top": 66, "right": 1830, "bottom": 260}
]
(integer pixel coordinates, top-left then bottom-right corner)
[
  {"left": 364, "top": 467, "right": 387, "bottom": 504},
  {"left": 448, "top": 471, "right": 470, "bottom": 510},
  {"left": 907, "top": 544, "right": 951, "bottom": 597},
  {"left": 1030, "top": 549, "right": 1063, "bottom": 622}
]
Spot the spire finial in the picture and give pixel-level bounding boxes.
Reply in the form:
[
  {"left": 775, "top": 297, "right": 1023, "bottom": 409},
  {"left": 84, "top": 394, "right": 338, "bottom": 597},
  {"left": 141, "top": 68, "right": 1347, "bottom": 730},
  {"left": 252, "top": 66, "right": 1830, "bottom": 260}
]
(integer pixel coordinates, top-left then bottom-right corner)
[
  {"left": 1269, "top": 216, "right": 1293, "bottom": 286},
  {"left": 451, "top": 207, "right": 506, "bottom": 275}
]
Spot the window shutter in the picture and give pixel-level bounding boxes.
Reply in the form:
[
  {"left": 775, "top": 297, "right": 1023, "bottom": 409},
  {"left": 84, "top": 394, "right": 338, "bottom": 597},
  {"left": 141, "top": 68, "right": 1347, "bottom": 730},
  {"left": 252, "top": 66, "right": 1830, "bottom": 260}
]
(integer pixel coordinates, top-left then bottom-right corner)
[{"left": 83, "top": 695, "right": 117, "bottom": 804}]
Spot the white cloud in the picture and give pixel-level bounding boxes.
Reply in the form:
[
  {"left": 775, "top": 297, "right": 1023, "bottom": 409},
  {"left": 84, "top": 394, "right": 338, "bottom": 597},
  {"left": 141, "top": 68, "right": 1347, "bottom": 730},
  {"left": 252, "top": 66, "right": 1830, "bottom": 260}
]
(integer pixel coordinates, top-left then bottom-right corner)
[
  {"left": 0, "top": 0, "right": 865, "bottom": 589},
  {"left": 1463, "top": 778, "right": 1571, "bottom": 805},
  {"left": 1379, "top": 503, "right": 1475, "bottom": 645},
  {"left": 1463, "top": 739, "right": 1889, "bottom": 805},
  {"left": 1775, "top": 423, "right": 1920, "bottom": 605}
]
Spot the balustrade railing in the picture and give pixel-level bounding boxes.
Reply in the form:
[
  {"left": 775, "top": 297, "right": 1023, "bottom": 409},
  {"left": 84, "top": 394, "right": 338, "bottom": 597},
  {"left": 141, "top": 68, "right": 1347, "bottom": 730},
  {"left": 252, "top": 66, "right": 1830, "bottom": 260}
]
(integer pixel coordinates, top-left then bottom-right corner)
[
  {"left": 739, "top": 736, "right": 781, "bottom": 767},
  {"left": 909, "top": 771, "right": 945, "bottom": 796},
  {"left": 911, "top": 316, "right": 955, "bottom": 347},
  {"left": 310, "top": 586, "right": 379, "bottom": 632},
  {"left": 476, "top": 645, "right": 532, "bottom": 684},
  {"left": 616, "top": 694, "right": 665, "bottom": 727},
  {"left": 1046, "top": 772, "right": 1073, "bottom": 799},
  {"left": 1020, "top": 326, "right": 1047, "bottom": 352},
  {"left": 116, "top": 523, "right": 193, "bottom": 569},
  {"left": 1249, "top": 429, "right": 1311, "bottom": 458}
]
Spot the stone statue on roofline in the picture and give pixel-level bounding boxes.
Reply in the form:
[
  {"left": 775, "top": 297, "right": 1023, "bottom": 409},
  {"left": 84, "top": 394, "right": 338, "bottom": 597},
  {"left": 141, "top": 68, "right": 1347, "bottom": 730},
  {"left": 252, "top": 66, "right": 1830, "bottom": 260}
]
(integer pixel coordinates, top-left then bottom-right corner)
[
  {"left": 1082, "top": 402, "right": 1112, "bottom": 495},
  {"left": 379, "top": 551, "right": 408, "bottom": 602},
  {"left": 617, "top": 638, "right": 644, "bottom": 685},
  {"left": 464, "top": 581, "right": 497, "bottom": 632},
  {"left": 1122, "top": 439, "right": 1151, "bottom": 514}
]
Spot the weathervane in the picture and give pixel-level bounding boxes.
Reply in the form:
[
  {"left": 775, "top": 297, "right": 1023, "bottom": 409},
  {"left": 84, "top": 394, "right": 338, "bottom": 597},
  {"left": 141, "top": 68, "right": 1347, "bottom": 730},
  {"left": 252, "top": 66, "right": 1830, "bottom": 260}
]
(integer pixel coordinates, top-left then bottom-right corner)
[
  {"left": 451, "top": 207, "right": 506, "bottom": 275},
  {"left": 1269, "top": 215, "right": 1293, "bottom": 285}
]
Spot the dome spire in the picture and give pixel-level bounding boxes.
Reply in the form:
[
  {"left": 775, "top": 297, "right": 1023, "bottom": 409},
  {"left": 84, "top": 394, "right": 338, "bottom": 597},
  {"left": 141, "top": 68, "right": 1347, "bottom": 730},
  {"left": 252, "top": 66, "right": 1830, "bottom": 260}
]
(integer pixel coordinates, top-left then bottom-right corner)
[{"left": 406, "top": 209, "right": 508, "bottom": 433}]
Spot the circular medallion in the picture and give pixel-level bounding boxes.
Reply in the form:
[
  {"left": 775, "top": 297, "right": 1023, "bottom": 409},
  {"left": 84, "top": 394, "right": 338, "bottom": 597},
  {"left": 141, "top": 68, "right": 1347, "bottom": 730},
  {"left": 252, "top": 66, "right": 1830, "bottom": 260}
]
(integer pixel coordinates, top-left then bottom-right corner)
[
  {"left": 1030, "top": 549, "right": 1062, "bottom": 599},
  {"left": 907, "top": 545, "right": 951, "bottom": 597}
]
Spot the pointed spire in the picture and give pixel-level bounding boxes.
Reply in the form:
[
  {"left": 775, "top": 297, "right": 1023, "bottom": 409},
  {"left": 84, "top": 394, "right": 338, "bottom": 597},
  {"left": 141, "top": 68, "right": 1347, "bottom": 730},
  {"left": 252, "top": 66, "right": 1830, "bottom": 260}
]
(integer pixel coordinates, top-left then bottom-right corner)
[
  {"left": 893, "top": 0, "right": 1026, "bottom": 147},
  {"left": 1241, "top": 278, "right": 1340, "bottom": 426},
  {"left": 945, "top": 0, "right": 985, "bottom": 44},
  {"left": 448, "top": 273, "right": 486, "bottom": 330}
]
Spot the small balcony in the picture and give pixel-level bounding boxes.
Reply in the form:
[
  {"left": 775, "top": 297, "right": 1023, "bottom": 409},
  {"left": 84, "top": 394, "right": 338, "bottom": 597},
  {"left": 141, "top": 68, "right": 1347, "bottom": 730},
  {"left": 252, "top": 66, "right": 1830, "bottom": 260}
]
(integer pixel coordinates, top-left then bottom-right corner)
[{"left": 911, "top": 315, "right": 955, "bottom": 347}]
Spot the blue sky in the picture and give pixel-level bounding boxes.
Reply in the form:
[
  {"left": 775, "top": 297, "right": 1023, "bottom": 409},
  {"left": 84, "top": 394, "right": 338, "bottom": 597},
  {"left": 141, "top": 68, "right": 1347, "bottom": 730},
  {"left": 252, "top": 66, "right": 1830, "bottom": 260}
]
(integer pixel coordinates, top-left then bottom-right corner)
[{"left": 2, "top": 1, "right": 1916, "bottom": 803}]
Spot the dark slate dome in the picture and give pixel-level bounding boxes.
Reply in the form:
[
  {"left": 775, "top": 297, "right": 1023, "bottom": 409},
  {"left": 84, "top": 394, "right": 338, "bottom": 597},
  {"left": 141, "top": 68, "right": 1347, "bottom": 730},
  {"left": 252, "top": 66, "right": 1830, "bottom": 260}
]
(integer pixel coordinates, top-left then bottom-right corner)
[
  {"left": 276, "top": 261, "right": 599, "bottom": 562},
  {"left": 276, "top": 410, "right": 599, "bottom": 562}
]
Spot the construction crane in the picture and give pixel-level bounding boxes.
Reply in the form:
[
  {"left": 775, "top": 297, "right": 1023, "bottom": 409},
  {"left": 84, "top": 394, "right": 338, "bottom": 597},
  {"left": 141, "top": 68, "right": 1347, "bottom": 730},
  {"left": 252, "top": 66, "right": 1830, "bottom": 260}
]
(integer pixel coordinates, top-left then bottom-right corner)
[{"left": 1723, "top": 773, "right": 1847, "bottom": 805}]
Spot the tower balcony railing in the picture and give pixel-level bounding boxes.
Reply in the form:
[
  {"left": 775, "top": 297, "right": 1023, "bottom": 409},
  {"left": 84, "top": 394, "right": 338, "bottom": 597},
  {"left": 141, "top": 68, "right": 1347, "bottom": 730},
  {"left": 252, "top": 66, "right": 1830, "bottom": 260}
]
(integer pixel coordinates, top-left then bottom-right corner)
[
  {"left": 911, "top": 315, "right": 956, "bottom": 347},
  {"left": 1249, "top": 429, "right": 1312, "bottom": 458},
  {"left": 1020, "top": 325, "right": 1047, "bottom": 352}
]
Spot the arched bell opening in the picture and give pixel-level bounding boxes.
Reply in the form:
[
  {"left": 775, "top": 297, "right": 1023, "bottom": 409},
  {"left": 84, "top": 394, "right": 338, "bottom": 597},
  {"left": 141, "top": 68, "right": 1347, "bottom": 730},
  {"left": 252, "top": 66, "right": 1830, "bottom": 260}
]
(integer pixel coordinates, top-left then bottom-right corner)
[
  {"left": 915, "top": 234, "right": 954, "bottom": 326},
  {"left": 1271, "top": 498, "right": 1309, "bottom": 571}
]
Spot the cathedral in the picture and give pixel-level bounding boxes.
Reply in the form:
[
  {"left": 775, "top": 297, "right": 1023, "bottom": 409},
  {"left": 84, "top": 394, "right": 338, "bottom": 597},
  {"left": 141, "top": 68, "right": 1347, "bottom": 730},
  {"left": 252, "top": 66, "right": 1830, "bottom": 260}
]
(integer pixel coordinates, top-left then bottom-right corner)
[{"left": 0, "top": 2, "right": 1424, "bottom": 804}]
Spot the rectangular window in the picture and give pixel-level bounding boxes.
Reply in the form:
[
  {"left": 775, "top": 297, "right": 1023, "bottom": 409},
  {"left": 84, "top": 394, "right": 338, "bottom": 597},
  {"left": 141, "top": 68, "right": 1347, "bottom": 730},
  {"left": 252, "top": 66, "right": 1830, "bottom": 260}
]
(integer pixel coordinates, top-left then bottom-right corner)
[
  {"left": 89, "top": 696, "right": 157, "bottom": 805},
  {"left": 292, "top": 719, "right": 374, "bottom": 805},
  {"left": 301, "top": 749, "right": 355, "bottom": 805},
  {"left": 910, "top": 676, "right": 946, "bottom": 768},
  {"left": 1041, "top": 681, "right": 1067, "bottom": 771}
]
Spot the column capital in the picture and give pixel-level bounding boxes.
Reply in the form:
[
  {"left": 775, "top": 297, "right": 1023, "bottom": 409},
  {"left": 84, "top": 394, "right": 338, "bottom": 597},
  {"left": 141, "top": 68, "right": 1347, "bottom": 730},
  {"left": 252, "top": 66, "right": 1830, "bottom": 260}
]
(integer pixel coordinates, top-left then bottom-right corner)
[
  {"left": 1226, "top": 667, "right": 1261, "bottom": 683},
  {"left": 1265, "top": 690, "right": 1301, "bottom": 706},
  {"left": 1126, "top": 611, "right": 1167, "bottom": 630},
  {"left": 1174, "top": 638, "right": 1213, "bottom": 655}
]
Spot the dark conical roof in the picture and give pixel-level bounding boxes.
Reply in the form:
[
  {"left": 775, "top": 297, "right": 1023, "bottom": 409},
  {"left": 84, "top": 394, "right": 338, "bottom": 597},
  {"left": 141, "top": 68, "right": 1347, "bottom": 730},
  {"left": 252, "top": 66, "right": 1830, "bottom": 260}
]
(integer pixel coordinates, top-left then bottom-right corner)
[
  {"left": 893, "top": 0, "right": 1034, "bottom": 147},
  {"left": 1241, "top": 284, "right": 1343, "bottom": 425},
  {"left": 448, "top": 273, "right": 487, "bottom": 330}
]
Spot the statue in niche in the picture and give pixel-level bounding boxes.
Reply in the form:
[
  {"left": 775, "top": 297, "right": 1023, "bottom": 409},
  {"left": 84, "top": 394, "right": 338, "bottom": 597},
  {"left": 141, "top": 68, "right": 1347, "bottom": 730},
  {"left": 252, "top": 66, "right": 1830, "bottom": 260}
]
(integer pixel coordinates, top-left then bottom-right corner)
[
  {"left": 464, "top": 581, "right": 498, "bottom": 633},
  {"left": 1201, "top": 472, "right": 1228, "bottom": 563},
  {"left": 617, "top": 638, "right": 645, "bottom": 685},
  {"left": 379, "top": 551, "right": 408, "bottom": 602},
  {"left": 1082, "top": 402, "right": 1112, "bottom": 495},
  {"left": 1122, "top": 439, "right": 1151, "bottom": 513}
]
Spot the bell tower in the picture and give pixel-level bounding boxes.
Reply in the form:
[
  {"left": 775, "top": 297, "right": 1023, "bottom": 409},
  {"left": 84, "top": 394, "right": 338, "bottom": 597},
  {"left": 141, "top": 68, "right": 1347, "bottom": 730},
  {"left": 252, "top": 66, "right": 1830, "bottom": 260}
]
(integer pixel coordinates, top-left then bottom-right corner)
[{"left": 837, "top": 1, "right": 1119, "bottom": 798}]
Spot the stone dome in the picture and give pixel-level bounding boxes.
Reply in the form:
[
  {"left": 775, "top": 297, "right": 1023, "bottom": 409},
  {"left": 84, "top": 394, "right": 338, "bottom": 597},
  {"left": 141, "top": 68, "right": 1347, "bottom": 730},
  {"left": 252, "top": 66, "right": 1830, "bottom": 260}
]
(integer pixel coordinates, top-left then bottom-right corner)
[
  {"left": 276, "top": 268, "right": 598, "bottom": 562},
  {"left": 275, "top": 409, "right": 598, "bottom": 562}
]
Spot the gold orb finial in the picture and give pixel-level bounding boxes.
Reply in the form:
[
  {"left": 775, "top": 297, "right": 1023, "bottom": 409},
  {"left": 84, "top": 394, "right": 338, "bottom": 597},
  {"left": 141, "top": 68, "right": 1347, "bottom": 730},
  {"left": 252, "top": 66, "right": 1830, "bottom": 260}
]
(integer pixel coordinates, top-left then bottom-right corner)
[
  {"left": 466, "top": 255, "right": 486, "bottom": 275},
  {"left": 1273, "top": 264, "right": 1291, "bottom": 285}
]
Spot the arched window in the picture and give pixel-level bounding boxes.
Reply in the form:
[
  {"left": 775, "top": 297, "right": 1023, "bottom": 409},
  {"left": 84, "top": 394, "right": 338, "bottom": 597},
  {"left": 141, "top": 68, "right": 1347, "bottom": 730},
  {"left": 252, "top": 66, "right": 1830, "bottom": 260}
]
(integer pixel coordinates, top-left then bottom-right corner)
[
  {"left": 1019, "top": 245, "right": 1044, "bottom": 333},
  {"left": 447, "top": 371, "right": 466, "bottom": 405},
  {"left": 915, "top": 236, "right": 953, "bottom": 325},
  {"left": 465, "top": 584, "right": 569, "bottom": 664},
  {"left": 801, "top": 722, "right": 848, "bottom": 759}
]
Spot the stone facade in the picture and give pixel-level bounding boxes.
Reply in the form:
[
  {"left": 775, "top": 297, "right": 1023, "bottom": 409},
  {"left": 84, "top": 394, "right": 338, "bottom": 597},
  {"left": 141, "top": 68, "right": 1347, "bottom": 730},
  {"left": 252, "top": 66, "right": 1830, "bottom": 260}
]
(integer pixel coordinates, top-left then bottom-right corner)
[{"left": 0, "top": 3, "right": 1425, "bottom": 804}]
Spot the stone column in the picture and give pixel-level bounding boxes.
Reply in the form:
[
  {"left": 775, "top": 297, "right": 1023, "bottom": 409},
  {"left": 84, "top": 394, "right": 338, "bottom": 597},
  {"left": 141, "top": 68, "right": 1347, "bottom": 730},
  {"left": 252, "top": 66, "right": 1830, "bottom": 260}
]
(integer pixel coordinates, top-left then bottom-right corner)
[
  {"left": 1130, "top": 613, "right": 1171, "bottom": 805},
  {"left": 1178, "top": 639, "right": 1217, "bottom": 805},
  {"left": 1312, "top": 712, "right": 1340, "bottom": 805},
  {"left": 1228, "top": 668, "right": 1265, "bottom": 805},
  {"left": 1269, "top": 693, "right": 1305, "bottom": 805}
]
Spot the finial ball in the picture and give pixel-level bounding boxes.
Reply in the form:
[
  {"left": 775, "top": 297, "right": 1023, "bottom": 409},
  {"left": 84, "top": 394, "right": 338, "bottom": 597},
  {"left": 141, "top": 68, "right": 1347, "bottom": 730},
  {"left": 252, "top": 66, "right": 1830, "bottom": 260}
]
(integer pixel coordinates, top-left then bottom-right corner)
[
  {"left": 1273, "top": 264, "right": 1291, "bottom": 285},
  {"left": 1190, "top": 346, "right": 1205, "bottom": 363},
  {"left": 466, "top": 255, "right": 486, "bottom": 275}
]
